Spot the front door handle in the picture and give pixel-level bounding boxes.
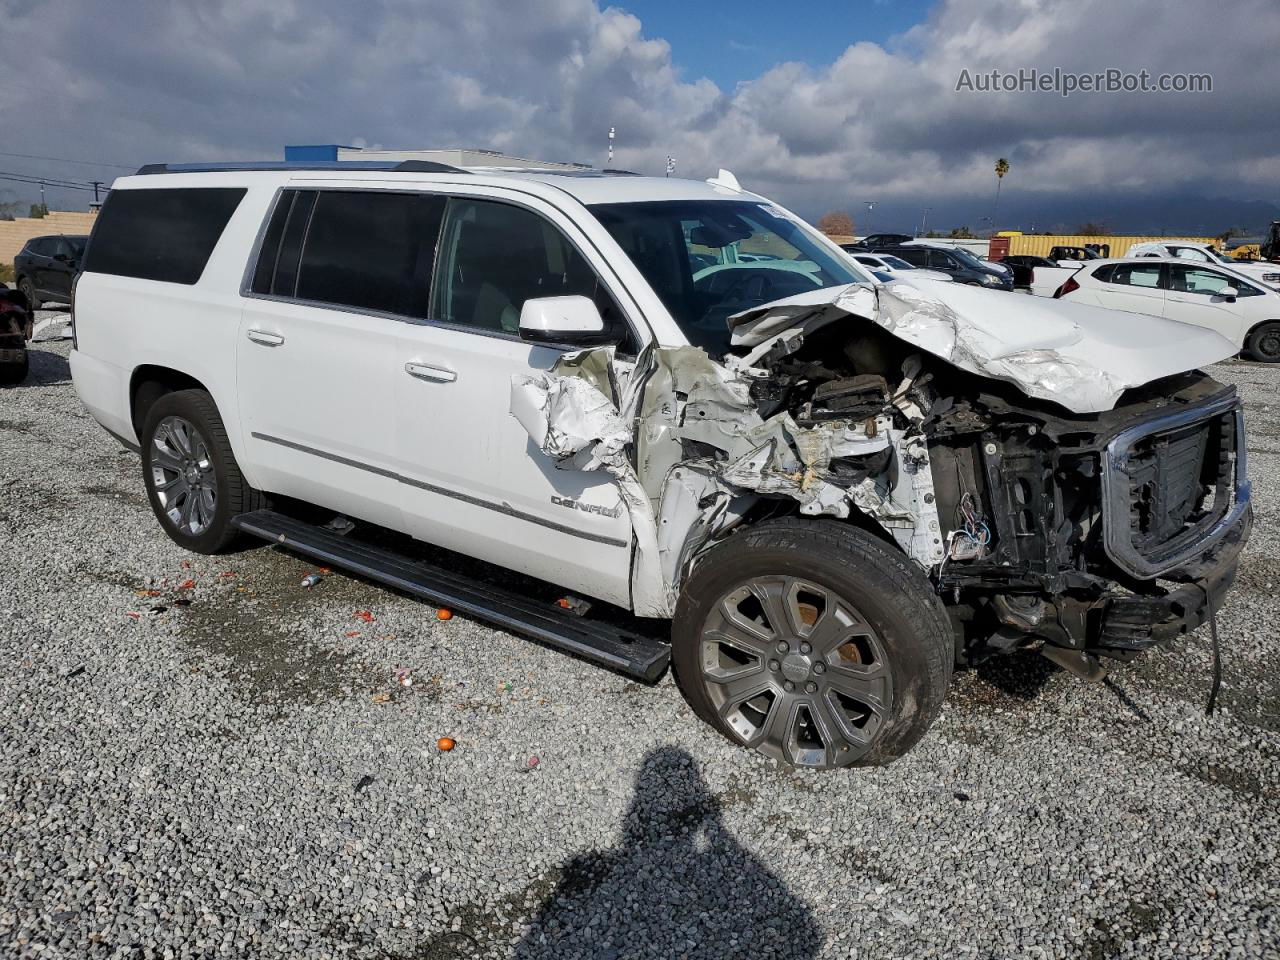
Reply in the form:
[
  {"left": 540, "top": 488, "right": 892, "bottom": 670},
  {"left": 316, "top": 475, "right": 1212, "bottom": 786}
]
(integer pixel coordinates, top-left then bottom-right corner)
[
  {"left": 405, "top": 362, "right": 456, "bottom": 383},
  {"left": 247, "top": 329, "right": 285, "bottom": 347}
]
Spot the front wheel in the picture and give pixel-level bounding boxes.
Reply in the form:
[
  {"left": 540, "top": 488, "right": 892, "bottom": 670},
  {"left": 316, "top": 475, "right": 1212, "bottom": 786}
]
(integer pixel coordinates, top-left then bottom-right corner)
[
  {"left": 672, "top": 519, "right": 953, "bottom": 769},
  {"left": 1246, "top": 322, "right": 1280, "bottom": 363},
  {"left": 140, "top": 389, "right": 265, "bottom": 553}
]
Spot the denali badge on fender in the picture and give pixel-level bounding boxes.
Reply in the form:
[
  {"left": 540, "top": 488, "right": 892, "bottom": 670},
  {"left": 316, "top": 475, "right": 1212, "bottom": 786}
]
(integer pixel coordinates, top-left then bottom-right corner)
[{"left": 551, "top": 495, "right": 623, "bottom": 519}]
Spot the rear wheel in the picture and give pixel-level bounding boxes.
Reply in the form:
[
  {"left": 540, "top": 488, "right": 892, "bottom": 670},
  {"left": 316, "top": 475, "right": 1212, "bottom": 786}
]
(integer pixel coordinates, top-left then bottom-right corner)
[
  {"left": 140, "top": 389, "right": 264, "bottom": 553},
  {"left": 1246, "top": 322, "right": 1280, "bottom": 363},
  {"left": 17, "top": 277, "right": 41, "bottom": 310},
  {"left": 672, "top": 519, "right": 953, "bottom": 769}
]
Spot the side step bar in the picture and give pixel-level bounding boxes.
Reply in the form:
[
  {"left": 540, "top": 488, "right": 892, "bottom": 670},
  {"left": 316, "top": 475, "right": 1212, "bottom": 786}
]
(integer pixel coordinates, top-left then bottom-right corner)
[{"left": 232, "top": 510, "right": 670, "bottom": 682}]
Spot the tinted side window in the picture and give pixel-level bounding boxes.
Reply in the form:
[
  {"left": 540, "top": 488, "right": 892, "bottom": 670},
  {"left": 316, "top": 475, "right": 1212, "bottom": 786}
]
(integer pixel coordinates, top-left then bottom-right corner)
[
  {"left": 250, "top": 191, "right": 297, "bottom": 294},
  {"left": 432, "top": 198, "right": 631, "bottom": 349},
  {"left": 295, "top": 191, "right": 445, "bottom": 317},
  {"left": 895, "top": 248, "right": 928, "bottom": 267},
  {"left": 928, "top": 250, "right": 955, "bottom": 270},
  {"left": 83, "top": 188, "right": 246, "bottom": 284},
  {"left": 1092, "top": 265, "right": 1115, "bottom": 283}
]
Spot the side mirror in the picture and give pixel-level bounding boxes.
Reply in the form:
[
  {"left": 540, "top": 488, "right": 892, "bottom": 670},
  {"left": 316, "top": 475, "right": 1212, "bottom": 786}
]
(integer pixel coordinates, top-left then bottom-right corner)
[
  {"left": 518, "top": 295, "right": 613, "bottom": 346},
  {"left": 1218, "top": 286, "right": 1239, "bottom": 301},
  {"left": 53, "top": 253, "right": 68, "bottom": 263}
]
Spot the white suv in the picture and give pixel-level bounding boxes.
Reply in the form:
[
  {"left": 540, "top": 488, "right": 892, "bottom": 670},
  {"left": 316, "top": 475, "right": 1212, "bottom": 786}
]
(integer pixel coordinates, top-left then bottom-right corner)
[{"left": 72, "top": 161, "right": 1252, "bottom": 768}]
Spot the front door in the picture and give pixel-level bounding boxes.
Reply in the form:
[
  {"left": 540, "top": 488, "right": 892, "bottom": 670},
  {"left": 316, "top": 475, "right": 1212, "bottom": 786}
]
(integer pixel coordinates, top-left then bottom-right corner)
[
  {"left": 1163, "top": 264, "right": 1249, "bottom": 344},
  {"left": 394, "top": 194, "right": 639, "bottom": 607}
]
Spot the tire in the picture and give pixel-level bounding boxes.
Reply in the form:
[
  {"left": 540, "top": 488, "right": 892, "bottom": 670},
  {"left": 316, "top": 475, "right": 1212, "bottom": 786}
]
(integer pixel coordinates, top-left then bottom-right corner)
[
  {"left": 1246, "top": 321, "right": 1280, "bottom": 363},
  {"left": 672, "top": 519, "right": 953, "bottom": 769},
  {"left": 139, "top": 389, "right": 265, "bottom": 553},
  {"left": 0, "top": 352, "right": 28, "bottom": 386},
  {"left": 17, "top": 277, "right": 41, "bottom": 311}
]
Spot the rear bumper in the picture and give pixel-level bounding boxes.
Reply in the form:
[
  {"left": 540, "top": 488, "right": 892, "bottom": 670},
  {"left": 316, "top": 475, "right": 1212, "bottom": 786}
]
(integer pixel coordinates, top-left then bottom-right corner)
[
  {"left": 1097, "top": 504, "right": 1251, "bottom": 651},
  {"left": 70, "top": 348, "right": 134, "bottom": 443}
]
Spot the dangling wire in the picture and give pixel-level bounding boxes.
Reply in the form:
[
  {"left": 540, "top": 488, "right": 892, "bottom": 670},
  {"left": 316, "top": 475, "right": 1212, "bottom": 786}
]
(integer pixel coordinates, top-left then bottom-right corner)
[{"left": 1205, "top": 590, "right": 1222, "bottom": 717}]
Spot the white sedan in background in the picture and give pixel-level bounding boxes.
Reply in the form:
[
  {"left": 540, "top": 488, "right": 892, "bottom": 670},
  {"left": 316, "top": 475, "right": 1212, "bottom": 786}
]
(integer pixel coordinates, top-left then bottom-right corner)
[
  {"left": 846, "top": 251, "right": 954, "bottom": 282},
  {"left": 1053, "top": 257, "right": 1280, "bottom": 362},
  {"left": 1128, "top": 240, "right": 1280, "bottom": 291}
]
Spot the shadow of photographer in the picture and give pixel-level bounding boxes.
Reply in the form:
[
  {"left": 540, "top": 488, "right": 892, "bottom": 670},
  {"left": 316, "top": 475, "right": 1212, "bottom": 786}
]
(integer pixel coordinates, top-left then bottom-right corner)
[{"left": 514, "top": 746, "right": 822, "bottom": 960}]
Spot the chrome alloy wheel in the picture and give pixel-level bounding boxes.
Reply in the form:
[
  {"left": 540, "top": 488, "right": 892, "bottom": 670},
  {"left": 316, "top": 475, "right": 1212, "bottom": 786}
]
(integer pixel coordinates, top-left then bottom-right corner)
[
  {"left": 699, "top": 576, "right": 892, "bottom": 767},
  {"left": 149, "top": 415, "right": 217, "bottom": 536}
]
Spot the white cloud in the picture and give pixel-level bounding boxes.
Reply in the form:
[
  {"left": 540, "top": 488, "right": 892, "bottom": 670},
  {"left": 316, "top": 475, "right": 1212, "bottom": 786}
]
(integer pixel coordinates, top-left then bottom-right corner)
[{"left": 1, "top": 0, "right": 1276, "bottom": 227}]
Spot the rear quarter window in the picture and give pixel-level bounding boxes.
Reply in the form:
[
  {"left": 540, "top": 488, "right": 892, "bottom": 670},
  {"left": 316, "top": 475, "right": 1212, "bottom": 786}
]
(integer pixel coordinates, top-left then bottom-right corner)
[{"left": 82, "top": 187, "right": 246, "bottom": 285}]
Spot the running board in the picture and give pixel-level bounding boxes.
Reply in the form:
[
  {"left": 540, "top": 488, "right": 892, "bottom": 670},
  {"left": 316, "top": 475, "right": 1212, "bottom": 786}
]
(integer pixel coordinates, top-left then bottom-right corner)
[{"left": 232, "top": 509, "right": 670, "bottom": 682}]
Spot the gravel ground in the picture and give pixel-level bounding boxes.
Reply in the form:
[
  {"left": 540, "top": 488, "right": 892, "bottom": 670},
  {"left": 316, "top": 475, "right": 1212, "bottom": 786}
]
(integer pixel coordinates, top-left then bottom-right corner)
[{"left": 2, "top": 336, "right": 1278, "bottom": 959}]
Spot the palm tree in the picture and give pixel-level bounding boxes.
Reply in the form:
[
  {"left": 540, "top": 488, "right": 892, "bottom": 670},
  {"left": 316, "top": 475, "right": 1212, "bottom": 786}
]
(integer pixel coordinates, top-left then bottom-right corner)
[{"left": 993, "top": 158, "right": 1010, "bottom": 231}]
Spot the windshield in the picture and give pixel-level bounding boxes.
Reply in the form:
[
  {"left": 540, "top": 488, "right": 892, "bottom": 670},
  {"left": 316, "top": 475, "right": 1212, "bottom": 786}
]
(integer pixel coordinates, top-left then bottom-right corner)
[
  {"left": 590, "top": 199, "right": 866, "bottom": 354},
  {"left": 947, "top": 247, "right": 991, "bottom": 271}
]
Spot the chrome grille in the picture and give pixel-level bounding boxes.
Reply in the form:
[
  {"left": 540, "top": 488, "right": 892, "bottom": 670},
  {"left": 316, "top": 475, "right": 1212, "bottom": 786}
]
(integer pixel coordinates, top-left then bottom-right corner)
[{"left": 1101, "top": 394, "right": 1250, "bottom": 579}]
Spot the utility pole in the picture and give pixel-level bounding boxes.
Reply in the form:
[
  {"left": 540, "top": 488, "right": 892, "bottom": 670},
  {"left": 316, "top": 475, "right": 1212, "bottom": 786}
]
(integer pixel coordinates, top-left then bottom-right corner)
[
  {"left": 920, "top": 207, "right": 931, "bottom": 237},
  {"left": 40, "top": 181, "right": 46, "bottom": 210},
  {"left": 92, "top": 181, "right": 103, "bottom": 203},
  {"left": 665, "top": 156, "right": 675, "bottom": 178},
  {"left": 607, "top": 127, "right": 615, "bottom": 168},
  {"left": 863, "top": 200, "right": 877, "bottom": 235}
]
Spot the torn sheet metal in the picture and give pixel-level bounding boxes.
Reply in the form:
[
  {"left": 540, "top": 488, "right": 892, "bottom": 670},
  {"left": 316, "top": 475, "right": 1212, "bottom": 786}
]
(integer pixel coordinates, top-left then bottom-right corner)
[
  {"left": 728, "top": 278, "right": 1238, "bottom": 414},
  {"left": 511, "top": 341, "right": 945, "bottom": 614}
]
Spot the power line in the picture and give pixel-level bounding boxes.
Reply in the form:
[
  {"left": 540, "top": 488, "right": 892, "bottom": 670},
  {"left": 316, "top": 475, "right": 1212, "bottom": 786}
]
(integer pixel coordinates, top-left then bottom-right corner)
[
  {"left": 0, "top": 150, "right": 134, "bottom": 171},
  {"left": 0, "top": 170, "right": 98, "bottom": 189},
  {"left": 0, "top": 171, "right": 99, "bottom": 193}
]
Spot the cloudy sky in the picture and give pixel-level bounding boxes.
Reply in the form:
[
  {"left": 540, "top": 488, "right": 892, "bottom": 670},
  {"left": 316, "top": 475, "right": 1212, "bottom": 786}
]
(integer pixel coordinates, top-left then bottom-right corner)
[{"left": 2, "top": 0, "right": 1278, "bottom": 235}]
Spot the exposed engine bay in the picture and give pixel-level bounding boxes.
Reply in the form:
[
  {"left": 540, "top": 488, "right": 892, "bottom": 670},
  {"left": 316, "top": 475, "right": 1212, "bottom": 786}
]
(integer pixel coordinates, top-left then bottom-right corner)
[{"left": 511, "top": 279, "right": 1252, "bottom": 673}]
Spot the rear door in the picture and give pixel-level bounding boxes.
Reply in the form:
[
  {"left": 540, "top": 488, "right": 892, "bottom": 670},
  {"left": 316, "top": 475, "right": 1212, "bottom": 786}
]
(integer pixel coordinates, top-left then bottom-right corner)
[
  {"left": 237, "top": 187, "right": 442, "bottom": 530},
  {"left": 393, "top": 192, "right": 641, "bottom": 607},
  {"left": 1094, "top": 262, "right": 1167, "bottom": 316},
  {"left": 27, "top": 239, "right": 54, "bottom": 298}
]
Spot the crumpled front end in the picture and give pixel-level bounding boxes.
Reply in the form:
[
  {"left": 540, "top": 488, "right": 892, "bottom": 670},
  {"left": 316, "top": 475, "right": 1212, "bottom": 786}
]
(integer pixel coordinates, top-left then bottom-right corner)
[{"left": 508, "top": 278, "right": 1251, "bottom": 664}]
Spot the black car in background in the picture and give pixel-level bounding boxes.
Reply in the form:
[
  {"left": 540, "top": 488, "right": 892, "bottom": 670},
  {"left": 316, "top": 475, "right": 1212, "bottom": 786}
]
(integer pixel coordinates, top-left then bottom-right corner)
[
  {"left": 874, "top": 243, "right": 1013, "bottom": 290},
  {"left": 1000, "top": 254, "right": 1059, "bottom": 288},
  {"left": 0, "top": 281, "right": 33, "bottom": 385},
  {"left": 14, "top": 234, "right": 88, "bottom": 308},
  {"left": 845, "top": 232, "right": 912, "bottom": 251}
]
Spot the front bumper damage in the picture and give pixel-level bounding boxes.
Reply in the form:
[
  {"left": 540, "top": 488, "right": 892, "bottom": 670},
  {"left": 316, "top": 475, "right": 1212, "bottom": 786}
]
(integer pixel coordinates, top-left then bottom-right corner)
[{"left": 1097, "top": 507, "right": 1250, "bottom": 652}]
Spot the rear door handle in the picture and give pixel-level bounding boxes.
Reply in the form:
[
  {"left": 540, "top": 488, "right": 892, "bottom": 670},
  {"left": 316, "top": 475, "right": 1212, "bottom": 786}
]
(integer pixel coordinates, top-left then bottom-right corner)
[
  {"left": 405, "top": 362, "right": 456, "bottom": 383},
  {"left": 247, "top": 329, "right": 285, "bottom": 347}
]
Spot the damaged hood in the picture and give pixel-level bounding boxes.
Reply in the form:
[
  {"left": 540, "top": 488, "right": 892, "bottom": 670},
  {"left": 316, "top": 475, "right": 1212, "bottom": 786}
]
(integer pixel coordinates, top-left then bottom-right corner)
[{"left": 730, "top": 279, "right": 1238, "bottom": 413}]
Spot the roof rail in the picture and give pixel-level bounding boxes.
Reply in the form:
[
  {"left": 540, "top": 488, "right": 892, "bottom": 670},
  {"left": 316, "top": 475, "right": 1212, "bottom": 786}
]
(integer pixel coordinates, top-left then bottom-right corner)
[{"left": 134, "top": 160, "right": 470, "bottom": 176}]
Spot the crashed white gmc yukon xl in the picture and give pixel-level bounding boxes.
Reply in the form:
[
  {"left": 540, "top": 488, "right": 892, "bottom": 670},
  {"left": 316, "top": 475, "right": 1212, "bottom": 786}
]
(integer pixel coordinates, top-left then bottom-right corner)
[{"left": 71, "top": 163, "right": 1252, "bottom": 769}]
